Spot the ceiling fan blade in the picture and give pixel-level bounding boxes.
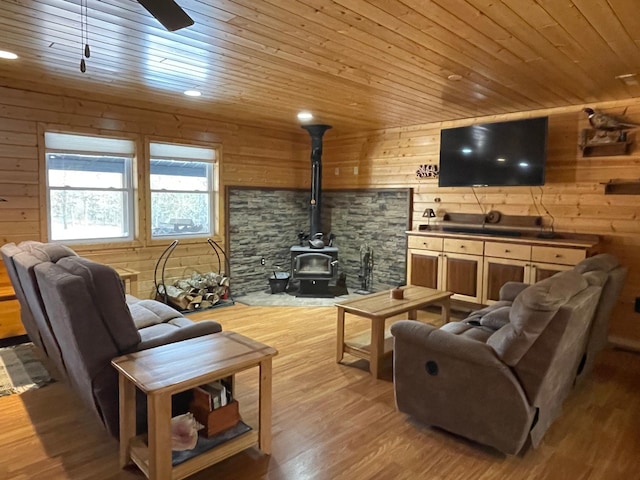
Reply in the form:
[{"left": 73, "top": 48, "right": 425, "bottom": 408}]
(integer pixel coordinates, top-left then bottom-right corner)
[{"left": 137, "top": 0, "right": 194, "bottom": 31}]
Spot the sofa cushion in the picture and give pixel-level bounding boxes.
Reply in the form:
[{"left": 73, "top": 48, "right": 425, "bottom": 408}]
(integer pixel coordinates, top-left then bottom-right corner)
[
  {"left": 128, "top": 299, "right": 185, "bottom": 329},
  {"left": 480, "top": 306, "right": 511, "bottom": 330},
  {"left": 138, "top": 323, "right": 180, "bottom": 343},
  {"left": 12, "top": 250, "right": 69, "bottom": 376},
  {"left": 440, "top": 321, "right": 494, "bottom": 343},
  {"left": 581, "top": 270, "right": 608, "bottom": 287},
  {"left": 168, "top": 317, "right": 199, "bottom": 328},
  {"left": 30, "top": 242, "right": 78, "bottom": 262},
  {"left": 574, "top": 253, "right": 620, "bottom": 274},
  {"left": 487, "top": 270, "right": 589, "bottom": 366},
  {"left": 56, "top": 256, "right": 141, "bottom": 351}
]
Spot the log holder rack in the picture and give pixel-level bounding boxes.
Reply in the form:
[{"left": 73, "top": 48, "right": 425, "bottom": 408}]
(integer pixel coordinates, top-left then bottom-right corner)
[{"left": 153, "top": 238, "right": 235, "bottom": 313}]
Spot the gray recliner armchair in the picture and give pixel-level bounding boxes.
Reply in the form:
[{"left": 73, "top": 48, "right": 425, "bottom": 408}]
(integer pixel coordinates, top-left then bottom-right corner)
[{"left": 391, "top": 268, "right": 605, "bottom": 454}]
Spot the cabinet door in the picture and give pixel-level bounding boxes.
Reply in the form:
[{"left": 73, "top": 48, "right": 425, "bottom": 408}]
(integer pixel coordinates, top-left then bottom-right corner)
[
  {"left": 482, "top": 257, "right": 530, "bottom": 304},
  {"left": 443, "top": 252, "right": 483, "bottom": 303},
  {"left": 530, "top": 262, "right": 573, "bottom": 283},
  {"left": 407, "top": 249, "right": 441, "bottom": 289}
]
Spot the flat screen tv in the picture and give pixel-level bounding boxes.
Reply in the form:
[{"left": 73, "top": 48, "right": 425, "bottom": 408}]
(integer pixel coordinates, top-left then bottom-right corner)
[{"left": 438, "top": 117, "right": 548, "bottom": 187}]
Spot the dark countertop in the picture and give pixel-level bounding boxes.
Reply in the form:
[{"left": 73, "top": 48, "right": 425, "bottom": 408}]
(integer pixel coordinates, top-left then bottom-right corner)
[{"left": 407, "top": 226, "right": 601, "bottom": 248}]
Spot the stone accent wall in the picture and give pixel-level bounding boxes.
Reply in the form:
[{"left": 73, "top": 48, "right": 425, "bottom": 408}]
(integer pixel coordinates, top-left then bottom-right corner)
[
  {"left": 227, "top": 187, "right": 410, "bottom": 296},
  {"left": 323, "top": 190, "right": 410, "bottom": 292},
  {"left": 227, "top": 188, "right": 308, "bottom": 297}
]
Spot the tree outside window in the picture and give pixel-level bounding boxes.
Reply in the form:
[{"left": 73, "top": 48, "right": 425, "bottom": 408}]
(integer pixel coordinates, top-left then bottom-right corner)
[
  {"left": 149, "top": 142, "right": 217, "bottom": 238},
  {"left": 45, "top": 133, "right": 135, "bottom": 242}
]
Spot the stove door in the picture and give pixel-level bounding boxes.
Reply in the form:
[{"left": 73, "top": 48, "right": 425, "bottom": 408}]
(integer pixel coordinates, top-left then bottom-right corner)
[{"left": 292, "top": 252, "right": 335, "bottom": 279}]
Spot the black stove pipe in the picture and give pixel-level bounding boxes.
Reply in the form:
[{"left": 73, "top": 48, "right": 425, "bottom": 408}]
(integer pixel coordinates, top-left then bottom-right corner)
[{"left": 301, "top": 124, "right": 332, "bottom": 237}]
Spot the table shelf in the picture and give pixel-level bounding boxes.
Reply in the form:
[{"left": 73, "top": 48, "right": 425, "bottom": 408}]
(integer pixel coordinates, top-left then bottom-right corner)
[{"left": 129, "top": 429, "right": 258, "bottom": 480}]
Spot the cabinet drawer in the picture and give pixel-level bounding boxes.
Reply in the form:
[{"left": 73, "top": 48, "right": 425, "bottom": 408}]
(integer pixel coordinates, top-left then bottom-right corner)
[
  {"left": 443, "top": 238, "right": 483, "bottom": 255},
  {"left": 407, "top": 236, "right": 443, "bottom": 251},
  {"left": 484, "top": 242, "right": 531, "bottom": 260},
  {"left": 531, "top": 246, "right": 586, "bottom": 265}
]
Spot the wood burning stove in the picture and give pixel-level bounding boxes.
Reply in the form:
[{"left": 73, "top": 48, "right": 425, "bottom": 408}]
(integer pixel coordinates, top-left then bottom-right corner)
[
  {"left": 290, "top": 246, "right": 338, "bottom": 296},
  {"left": 290, "top": 123, "right": 339, "bottom": 297}
]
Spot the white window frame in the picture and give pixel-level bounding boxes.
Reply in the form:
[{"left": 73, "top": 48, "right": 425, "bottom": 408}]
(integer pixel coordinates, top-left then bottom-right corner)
[
  {"left": 44, "top": 132, "right": 136, "bottom": 243},
  {"left": 149, "top": 141, "right": 218, "bottom": 240}
]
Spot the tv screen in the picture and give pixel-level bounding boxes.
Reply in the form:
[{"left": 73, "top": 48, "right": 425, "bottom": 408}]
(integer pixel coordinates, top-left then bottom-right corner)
[{"left": 438, "top": 117, "right": 548, "bottom": 187}]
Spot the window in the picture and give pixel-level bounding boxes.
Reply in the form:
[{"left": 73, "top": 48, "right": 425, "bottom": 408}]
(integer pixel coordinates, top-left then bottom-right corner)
[
  {"left": 149, "top": 142, "right": 217, "bottom": 239},
  {"left": 45, "top": 132, "right": 135, "bottom": 242}
]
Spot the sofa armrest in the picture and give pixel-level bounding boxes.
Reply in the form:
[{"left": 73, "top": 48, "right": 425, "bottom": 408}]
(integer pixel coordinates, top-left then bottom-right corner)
[
  {"left": 136, "top": 320, "right": 222, "bottom": 351},
  {"left": 390, "top": 320, "right": 535, "bottom": 454},
  {"left": 499, "top": 282, "right": 529, "bottom": 302}
]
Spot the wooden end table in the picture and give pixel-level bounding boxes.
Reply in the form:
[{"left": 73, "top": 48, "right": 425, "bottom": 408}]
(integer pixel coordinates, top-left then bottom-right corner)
[
  {"left": 115, "top": 267, "right": 139, "bottom": 297},
  {"left": 336, "top": 286, "right": 452, "bottom": 379},
  {"left": 112, "top": 331, "right": 278, "bottom": 480}
]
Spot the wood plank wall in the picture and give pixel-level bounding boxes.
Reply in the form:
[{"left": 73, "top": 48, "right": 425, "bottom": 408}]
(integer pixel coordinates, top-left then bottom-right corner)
[
  {"left": 0, "top": 82, "right": 309, "bottom": 308},
  {"left": 2, "top": 78, "right": 640, "bottom": 345},
  {"left": 322, "top": 101, "right": 640, "bottom": 344}
]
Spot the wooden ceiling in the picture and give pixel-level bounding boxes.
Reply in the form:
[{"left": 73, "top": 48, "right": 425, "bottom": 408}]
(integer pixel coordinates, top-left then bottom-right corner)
[{"left": 2, "top": 0, "right": 640, "bottom": 133}]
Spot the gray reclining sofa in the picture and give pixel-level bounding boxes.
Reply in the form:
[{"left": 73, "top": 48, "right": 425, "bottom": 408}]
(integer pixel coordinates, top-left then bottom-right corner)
[{"left": 1, "top": 241, "right": 222, "bottom": 438}]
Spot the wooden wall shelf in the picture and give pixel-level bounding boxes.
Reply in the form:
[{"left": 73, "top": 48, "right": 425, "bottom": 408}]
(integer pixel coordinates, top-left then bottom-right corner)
[
  {"left": 602, "top": 180, "right": 640, "bottom": 195},
  {"left": 581, "top": 141, "right": 631, "bottom": 157},
  {"left": 580, "top": 128, "right": 632, "bottom": 157}
]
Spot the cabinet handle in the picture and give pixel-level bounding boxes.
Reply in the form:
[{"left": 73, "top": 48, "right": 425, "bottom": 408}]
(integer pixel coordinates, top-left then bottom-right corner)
[
  {"left": 504, "top": 249, "right": 511, "bottom": 253},
  {"left": 460, "top": 245, "right": 465, "bottom": 249},
  {"left": 555, "top": 254, "right": 562, "bottom": 258}
]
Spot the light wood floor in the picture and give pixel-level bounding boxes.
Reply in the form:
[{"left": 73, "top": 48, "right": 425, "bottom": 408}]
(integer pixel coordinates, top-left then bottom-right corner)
[{"left": 1, "top": 303, "right": 640, "bottom": 479}]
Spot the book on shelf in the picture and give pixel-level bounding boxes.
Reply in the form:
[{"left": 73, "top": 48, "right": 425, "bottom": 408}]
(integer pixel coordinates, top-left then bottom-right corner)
[
  {"left": 200, "top": 380, "right": 230, "bottom": 408},
  {"left": 191, "top": 378, "right": 233, "bottom": 411}
]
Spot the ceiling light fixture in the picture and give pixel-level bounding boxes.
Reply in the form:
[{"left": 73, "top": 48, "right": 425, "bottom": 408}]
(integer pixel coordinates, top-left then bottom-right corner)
[
  {"left": 615, "top": 73, "right": 639, "bottom": 86},
  {"left": 297, "top": 111, "right": 313, "bottom": 121},
  {"left": 447, "top": 74, "right": 462, "bottom": 81},
  {"left": 0, "top": 50, "right": 18, "bottom": 60},
  {"left": 184, "top": 90, "right": 201, "bottom": 97}
]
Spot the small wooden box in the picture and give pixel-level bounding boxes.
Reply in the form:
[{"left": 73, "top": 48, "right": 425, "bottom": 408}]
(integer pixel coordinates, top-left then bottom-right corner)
[{"left": 189, "top": 387, "right": 240, "bottom": 438}]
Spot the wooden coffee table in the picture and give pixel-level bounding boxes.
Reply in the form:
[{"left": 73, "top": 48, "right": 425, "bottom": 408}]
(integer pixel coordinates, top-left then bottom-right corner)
[
  {"left": 112, "top": 331, "right": 278, "bottom": 480},
  {"left": 336, "top": 286, "right": 452, "bottom": 379}
]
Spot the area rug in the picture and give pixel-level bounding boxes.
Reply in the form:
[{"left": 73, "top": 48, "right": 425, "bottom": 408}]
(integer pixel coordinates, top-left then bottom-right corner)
[
  {"left": 0, "top": 343, "right": 54, "bottom": 397},
  {"left": 235, "top": 290, "right": 363, "bottom": 307}
]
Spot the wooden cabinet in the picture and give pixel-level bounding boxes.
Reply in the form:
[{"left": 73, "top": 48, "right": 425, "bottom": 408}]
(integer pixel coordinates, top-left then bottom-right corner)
[
  {"left": 407, "top": 231, "right": 599, "bottom": 307},
  {"left": 407, "top": 235, "right": 442, "bottom": 290},
  {"left": 0, "top": 262, "right": 24, "bottom": 340},
  {"left": 407, "top": 236, "right": 483, "bottom": 303},
  {"left": 482, "top": 242, "right": 588, "bottom": 303}
]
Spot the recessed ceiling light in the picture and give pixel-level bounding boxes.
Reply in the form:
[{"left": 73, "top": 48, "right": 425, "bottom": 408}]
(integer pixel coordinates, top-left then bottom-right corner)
[
  {"left": 183, "top": 90, "right": 201, "bottom": 97},
  {"left": 297, "top": 111, "right": 314, "bottom": 121},
  {"left": 0, "top": 50, "right": 18, "bottom": 60},
  {"left": 447, "top": 74, "right": 462, "bottom": 81}
]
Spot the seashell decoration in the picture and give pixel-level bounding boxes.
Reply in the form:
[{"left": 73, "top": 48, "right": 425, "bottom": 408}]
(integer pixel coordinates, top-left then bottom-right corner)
[{"left": 171, "top": 412, "right": 204, "bottom": 451}]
